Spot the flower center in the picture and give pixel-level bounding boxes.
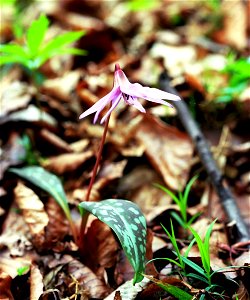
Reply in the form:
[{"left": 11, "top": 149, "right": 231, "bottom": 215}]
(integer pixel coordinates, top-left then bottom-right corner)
[{"left": 122, "top": 93, "right": 134, "bottom": 105}]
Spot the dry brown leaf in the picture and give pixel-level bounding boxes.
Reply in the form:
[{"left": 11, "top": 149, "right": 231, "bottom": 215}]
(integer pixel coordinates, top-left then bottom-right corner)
[
  {"left": 44, "top": 197, "right": 70, "bottom": 252},
  {"left": 41, "top": 70, "right": 81, "bottom": 102},
  {"left": 135, "top": 115, "right": 193, "bottom": 190},
  {"left": 0, "top": 250, "right": 31, "bottom": 279},
  {"left": 95, "top": 160, "right": 127, "bottom": 188},
  {"left": 38, "top": 129, "right": 72, "bottom": 154},
  {"left": 83, "top": 219, "right": 119, "bottom": 276},
  {"left": 0, "top": 207, "right": 33, "bottom": 258},
  {"left": 0, "top": 271, "right": 14, "bottom": 300},
  {"left": 54, "top": 10, "right": 105, "bottom": 31},
  {"left": 64, "top": 256, "right": 110, "bottom": 299},
  {"left": 150, "top": 43, "right": 197, "bottom": 77},
  {"left": 235, "top": 250, "right": 250, "bottom": 267},
  {"left": 109, "top": 115, "right": 143, "bottom": 147},
  {"left": 42, "top": 151, "right": 93, "bottom": 175},
  {"left": 0, "top": 132, "right": 26, "bottom": 180},
  {"left": 0, "top": 105, "right": 57, "bottom": 127},
  {"left": 14, "top": 182, "right": 49, "bottom": 248},
  {"left": 30, "top": 264, "right": 44, "bottom": 300},
  {"left": 0, "top": 81, "right": 35, "bottom": 118},
  {"left": 69, "top": 139, "right": 89, "bottom": 153},
  {"left": 233, "top": 280, "right": 250, "bottom": 300},
  {"left": 221, "top": 0, "right": 248, "bottom": 50}
]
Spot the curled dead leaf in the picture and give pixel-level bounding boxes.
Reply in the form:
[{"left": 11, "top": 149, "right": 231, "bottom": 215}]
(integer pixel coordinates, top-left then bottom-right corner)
[
  {"left": 30, "top": 264, "right": 44, "bottom": 300},
  {"left": 14, "top": 182, "right": 49, "bottom": 248},
  {"left": 135, "top": 115, "right": 193, "bottom": 190},
  {"left": 42, "top": 151, "right": 93, "bottom": 175}
]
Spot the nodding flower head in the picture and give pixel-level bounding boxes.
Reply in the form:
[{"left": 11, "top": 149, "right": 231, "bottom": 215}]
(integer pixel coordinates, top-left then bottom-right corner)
[{"left": 79, "top": 64, "right": 181, "bottom": 124}]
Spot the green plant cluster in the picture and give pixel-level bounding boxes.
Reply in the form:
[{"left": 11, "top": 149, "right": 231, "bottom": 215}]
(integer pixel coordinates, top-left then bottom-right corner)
[{"left": 0, "top": 14, "right": 86, "bottom": 73}]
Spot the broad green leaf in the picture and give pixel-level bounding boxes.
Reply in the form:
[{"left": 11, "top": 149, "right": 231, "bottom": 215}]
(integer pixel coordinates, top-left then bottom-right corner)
[
  {"left": 37, "top": 47, "right": 86, "bottom": 67},
  {"left": 79, "top": 199, "right": 147, "bottom": 284},
  {"left": 8, "top": 166, "right": 71, "bottom": 221},
  {"left": 144, "top": 275, "right": 192, "bottom": 300},
  {"left": 27, "top": 14, "right": 49, "bottom": 56},
  {"left": 41, "top": 31, "right": 85, "bottom": 55},
  {"left": 0, "top": 44, "right": 28, "bottom": 57},
  {"left": 0, "top": 55, "right": 29, "bottom": 66}
]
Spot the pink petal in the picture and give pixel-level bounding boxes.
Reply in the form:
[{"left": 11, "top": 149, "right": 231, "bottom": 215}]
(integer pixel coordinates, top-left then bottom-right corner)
[
  {"left": 100, "top": 94, "right": 122, "bottom": 124},
  {"left": 79, "top": 86, "right": 120, "bottom": 122},
  {"left": 142, "top": 87, "right": 181, "bottom": 101},
  {"left": 130, "top": 98, "right": 146, "bottom": 113},
  {"left": 116, "top": 69, "right": 180, "bottom": 102}
]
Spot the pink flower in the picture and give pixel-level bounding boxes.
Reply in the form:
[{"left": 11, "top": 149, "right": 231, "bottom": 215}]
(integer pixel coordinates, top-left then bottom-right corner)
[{"left": 79, "top": 64, "right": 181, "bottom": 124}]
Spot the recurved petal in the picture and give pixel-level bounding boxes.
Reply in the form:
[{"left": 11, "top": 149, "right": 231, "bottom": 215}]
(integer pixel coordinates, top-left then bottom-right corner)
[
  {"left": 131, "top": 98, "right": 146, "bottom": 113},
  {"left": 100, "top": 93, "right": 122, "bottom": 124},
  {"left": 116, "top": 66, "right": 181, "bottom": 102},
  {"left": 143, "top": 87, "right": 181, "bottom": 101},
  {"left": 79, "top": 86, "right": 120, "bottom": 122}
]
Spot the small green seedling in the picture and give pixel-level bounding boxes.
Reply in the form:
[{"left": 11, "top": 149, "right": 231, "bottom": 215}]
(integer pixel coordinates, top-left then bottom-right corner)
[
  {"left": 216, "top": 55, "right": 250, "bottom": 103},
  {"left": 148, "top": 220, "right": 195, "bottom": 276},
  {"left": 161, "top": 220, "right": 195, "bottom": 275},
  {"left": 17, "top": 265, "right": 30, "bottom": 276},
  {"left": 155, "top": 175, "right": 201, "bottom": 229},
  {"left": 126, "top": 0, "right": 160, "bottom": 11},
  {"left": 9, "top": 166, "right": 147, "bottom": 284},
  {"left": 0, "top": 14, "right": 86, "bottom": 83},
  {"left": 181, "top": 219, "right": 217, "bottom": 287},
  {"left": 18, "top": 134, "right": 40, "bottom": 165}
]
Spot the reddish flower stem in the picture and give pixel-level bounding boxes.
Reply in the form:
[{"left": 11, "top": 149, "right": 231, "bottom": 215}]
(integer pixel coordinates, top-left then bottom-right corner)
[
  {"left": 85, "top": 114, "right": 111, "bottom": 201},
  {"left": 78, "top": 114, "right": 111, "bottom": 249}
]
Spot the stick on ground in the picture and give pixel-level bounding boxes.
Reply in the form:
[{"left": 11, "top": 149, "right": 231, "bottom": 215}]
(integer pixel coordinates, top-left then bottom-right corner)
[{"left": 159, "top": 72, "right": 250, "bottom": 243}]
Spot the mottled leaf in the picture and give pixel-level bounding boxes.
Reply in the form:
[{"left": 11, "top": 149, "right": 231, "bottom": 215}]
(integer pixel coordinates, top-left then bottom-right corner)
[{"left": 78, "top": 199, "right": 147, "bottom": 284}]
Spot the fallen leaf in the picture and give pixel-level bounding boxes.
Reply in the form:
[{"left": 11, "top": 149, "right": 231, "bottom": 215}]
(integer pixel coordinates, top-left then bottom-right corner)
[
  {"left": 0, "top": 132, "right": 26, "bottom": 180},
  {"left": 42, "top": 151, "right": 93, "bottom": 175},
  {"left": 83, "top": 219, "right": 119, "bottom": 275},
  {"left": 38, "top": 129, "right": 72, "bottom": 154},
  {"left": 65, "top": 256, "right": 110, "bottom": 298},
  {"left": 0, "top": 206, "right": 33, "bottom": 258},
  {"left": 0, "top": 105, "right": 57, "bottom": 127},
  {"left": 30, "top": 264, "right": 44, "bottom": 300},
  {"left": 220, "top": 0, "right": 248, "bottom": 50},
  {"left": 0, "top": 81, "right": 35, "bottom": 118},
  {"left": 41, "top": 71, "right": 81, "bottom": 102},
  {"left": 14, "top": 182, "right": 49, "bottom": 249},
  {"left": 135, "top": 115, "right": 193, "bottom": 190},
  {"left": 0, "top": 271, "right": 14, "bottom": 300},
  {"left": 44, "top": 197, "right": 71, "bottom": 252}
]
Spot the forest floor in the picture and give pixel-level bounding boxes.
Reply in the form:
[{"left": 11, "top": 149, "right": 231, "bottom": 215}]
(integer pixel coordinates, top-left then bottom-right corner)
[{"left": 0, "top": 1, "right": 249, "bottom": 300}]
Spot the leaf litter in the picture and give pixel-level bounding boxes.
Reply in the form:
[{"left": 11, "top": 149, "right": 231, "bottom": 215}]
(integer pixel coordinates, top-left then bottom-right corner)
[{"left": 0, "top": 0, "right": 249, "bottom": 299}]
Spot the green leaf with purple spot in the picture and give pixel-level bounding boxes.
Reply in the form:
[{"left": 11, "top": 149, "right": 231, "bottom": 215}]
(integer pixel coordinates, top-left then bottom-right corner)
[{"left": 78, "top": 199, "right": 147, "bottom": 284}]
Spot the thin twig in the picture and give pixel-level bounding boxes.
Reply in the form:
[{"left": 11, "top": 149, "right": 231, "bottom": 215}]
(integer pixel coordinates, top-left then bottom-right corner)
[{"left": 159, "top": 72, "right": 250, "bottom": 243}]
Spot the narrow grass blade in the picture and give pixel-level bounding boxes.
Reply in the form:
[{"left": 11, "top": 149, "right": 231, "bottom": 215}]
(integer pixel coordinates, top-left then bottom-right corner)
[{"left": 144, "top": 275, "right": 193, "bottom": 300}]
